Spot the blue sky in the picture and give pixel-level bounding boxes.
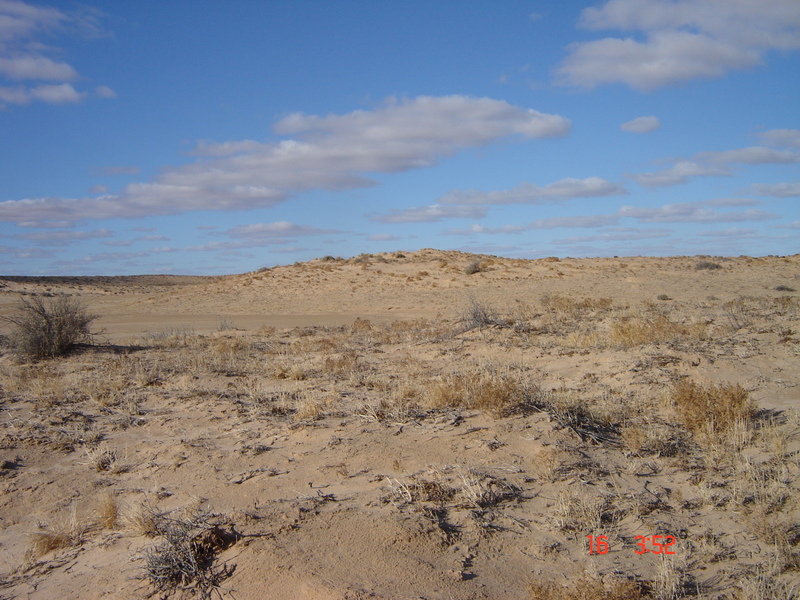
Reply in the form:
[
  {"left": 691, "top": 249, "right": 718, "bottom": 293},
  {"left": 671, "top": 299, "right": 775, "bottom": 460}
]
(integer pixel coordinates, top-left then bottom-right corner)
[{"left": 0, "top": 0, "right": 798, "bottom": 275}]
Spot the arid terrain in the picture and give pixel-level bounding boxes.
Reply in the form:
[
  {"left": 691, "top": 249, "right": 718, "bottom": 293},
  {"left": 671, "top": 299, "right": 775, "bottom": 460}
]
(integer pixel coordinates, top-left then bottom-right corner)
[{"left": 0, "top": 250, "right": 798, "bottom": 600}]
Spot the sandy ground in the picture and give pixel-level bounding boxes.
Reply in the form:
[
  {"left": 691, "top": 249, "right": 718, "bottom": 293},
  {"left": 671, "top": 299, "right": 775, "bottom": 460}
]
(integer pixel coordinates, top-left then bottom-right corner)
[{"left": 0, "top": 250, "right": 798, "bottom": 599}]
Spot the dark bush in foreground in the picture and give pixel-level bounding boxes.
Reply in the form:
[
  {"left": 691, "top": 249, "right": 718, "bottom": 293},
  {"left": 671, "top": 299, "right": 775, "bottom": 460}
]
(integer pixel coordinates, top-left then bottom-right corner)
[{"left": 2, "top": 294, "right": 96, "bottom": 359}]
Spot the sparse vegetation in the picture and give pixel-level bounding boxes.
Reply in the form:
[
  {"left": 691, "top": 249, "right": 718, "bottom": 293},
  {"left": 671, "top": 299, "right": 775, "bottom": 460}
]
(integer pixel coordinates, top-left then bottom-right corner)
[{"left": 2, "top": 253, "right": 799, "bottom": 599}]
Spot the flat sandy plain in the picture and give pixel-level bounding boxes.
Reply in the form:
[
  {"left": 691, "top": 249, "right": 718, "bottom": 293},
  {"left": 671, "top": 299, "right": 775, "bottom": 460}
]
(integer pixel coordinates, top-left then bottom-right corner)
[{"left": 0, "top": 250, "right": 798, "bottom": 600}]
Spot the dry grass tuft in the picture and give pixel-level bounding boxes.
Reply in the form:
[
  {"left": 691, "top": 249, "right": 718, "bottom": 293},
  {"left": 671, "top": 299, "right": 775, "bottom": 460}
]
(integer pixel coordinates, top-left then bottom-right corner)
[
  {"left": 27, "top": 510, "right": 86, "bottom": 559},
  {"left": 672, "top": 379, "right": 754, "bottom": 438},
  {"left": 609, "top": 314, "right": 705, "bottom": 348},
  {"left": 95, "top": 492, "right": 120, "bottom": 529},
  {"left": 425, "top": 370, "right": 530, "bottom": 417}
]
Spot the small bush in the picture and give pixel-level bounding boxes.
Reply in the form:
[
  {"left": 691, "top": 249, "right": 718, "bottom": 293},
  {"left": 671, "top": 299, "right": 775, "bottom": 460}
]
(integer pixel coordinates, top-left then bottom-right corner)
[
  {"left": 464, "top": 260, "right": 483, "bottom": 275},
  {"left": 460, "top": 298, "right": 508, "bottom": 330},
  {"left": 695, "top": 261, "right": 722, "bottom": 270},
  {"left": 672, "top": 379, "right": 754, "bottom": 437},
  {"left": 775, "top": 285, "right": 795, "bottom": 292},
  {"left": 3, "top": 294, "right": 96, "bottom": 359}
]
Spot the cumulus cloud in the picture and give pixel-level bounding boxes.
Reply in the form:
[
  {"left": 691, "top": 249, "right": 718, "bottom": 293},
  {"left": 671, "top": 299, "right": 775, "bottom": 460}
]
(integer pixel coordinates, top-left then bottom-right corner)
[
  {"left": 619, "top": 201, "right": 775, "bottom": 223},
  {"left": 438, "top": 177, "right": 625, "bottom": 205},
  {"left": 0, "top": 0, "right": 112, "bottom": 106},
  {"left": 0, "top": 96, "right": 569, "bottom": 223},
  {"left": 621, "top": 116, "right": 660, "bottom": 133},
  {"left": 557, "top": 0, "right": 800, "bottom": 90}
]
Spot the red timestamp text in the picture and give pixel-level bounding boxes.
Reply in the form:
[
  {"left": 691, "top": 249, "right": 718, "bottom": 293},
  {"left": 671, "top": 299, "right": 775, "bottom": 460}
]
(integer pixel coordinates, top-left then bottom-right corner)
[{"left": 586, "top": 534, "right": 677, "bottom": 555}]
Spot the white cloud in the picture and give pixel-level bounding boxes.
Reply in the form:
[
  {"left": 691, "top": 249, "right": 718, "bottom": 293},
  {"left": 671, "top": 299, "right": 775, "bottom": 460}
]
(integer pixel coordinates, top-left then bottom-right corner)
[
  {"left": 0, "top": 95, "right": 569, "bottom": 223},
  {"left": 558, "top": 0, "right": 800, "bottom": 90},
  {"left": 445, "top": 214, "right": 620, "bottom": 236},
  {"left": 367, "top": 233, "right": 401, "bottom": 241},
  {"left": 0, "top": 0, "right": 112, "bottom": 106},
  {"left": 373, "top": 203, "right": 487, "bottom": 224},
  {"left": 224, "top": 221, "right": 331, "bottom": 239},
  {"left": 697, "top": 227, "right": 757, "bottom": 237},
  {"left": 94, "top": 85, "right": 115, "bottom": 98},
  {"left": 631, "top": 138, "right": 800, "bottom": 187},
  {"left": 749, "top": 181, "right": 800, "bottom": 197},
  {"left": 531, "top": 215, "right": 619, "bottom": 229},
  {"left": 439, "top": 177, "right": 625, "bottom": 205},
  {"left": 619, "top": 202, "right": 775, "bottom": 223},
  {"left": 704, "top": 197, "right": 761, "bottom": 207},
  {"left": 444, "top": 224, "right": 528, "bottom": 236},
  {"left": 621, "top": 116, "right": 660, "bottom": 133},
  {"left": 631, "top": 160, "right": 729, "bottom": 187},
  {"left": 15, "top": 228, "right": 113, "bottom": 245},
  {"left": 0, "top": 55, "right": 76, "bottom": 80},
  {"left": 759, "top": 129, "right": 800, "bottom": 148},
  {"left": 698, "top": 146, "right": 800, "bottom": 165},
  {"left": 96, "top": 165, "right": 140, "bottom": 176},
  {"left": 29, "top": 82, "right": 84, "bottom": 103},
  {"left": 0, "top": 84, "right": 28, "bottom": 104},
  {"left": 0, "top": 0, "right": 66, "bottom": 42}
]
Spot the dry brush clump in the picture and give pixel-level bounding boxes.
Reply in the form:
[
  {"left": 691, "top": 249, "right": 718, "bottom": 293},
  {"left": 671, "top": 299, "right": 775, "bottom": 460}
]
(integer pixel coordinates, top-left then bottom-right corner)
[
  {"left": 672, "top": 379, "right": 754, "bottom": 440},
  {"left": 425, "top": 369, "right": 532, "bottom": 416},
  {"left": 2, "top": 294, "right": 97, "bottom": 359},
  {"left": 608, "top": 314, "right": 706, "bottom": 348}
]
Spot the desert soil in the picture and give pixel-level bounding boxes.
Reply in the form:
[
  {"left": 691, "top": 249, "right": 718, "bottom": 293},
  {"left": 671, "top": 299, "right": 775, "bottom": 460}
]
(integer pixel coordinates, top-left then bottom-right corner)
[{"left": 0, "top": 250, "right": 798, "bottom": 599}]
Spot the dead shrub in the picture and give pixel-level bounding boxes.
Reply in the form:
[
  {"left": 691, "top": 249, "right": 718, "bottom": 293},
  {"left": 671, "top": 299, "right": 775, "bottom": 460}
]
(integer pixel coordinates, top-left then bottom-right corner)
[
  {"left": 3, "top": 294, "right": 96, "bottom": 359},
  {"left": 672, "top": 379, "right": 754, "bottom": 438},
  {"left": 141, "top": 509, "right": 238, "bottom": 600},
  {"left": 459, "top": 297, "right": 508, "bottom": 330}
]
